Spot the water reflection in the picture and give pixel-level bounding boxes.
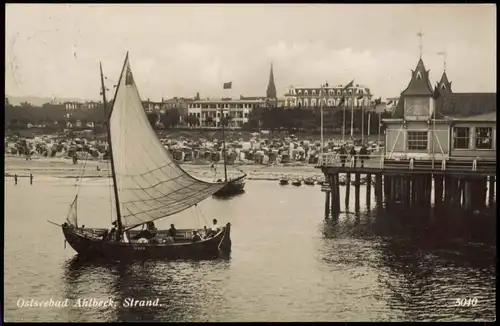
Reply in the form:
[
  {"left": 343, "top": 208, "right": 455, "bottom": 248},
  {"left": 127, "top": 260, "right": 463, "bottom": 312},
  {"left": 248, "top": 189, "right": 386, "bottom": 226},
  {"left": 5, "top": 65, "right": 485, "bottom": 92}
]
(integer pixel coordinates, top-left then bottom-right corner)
[
  {"left": 319, "top": 207, "right": 496, "bottom": 321},
  {"left": 63, "top": 256, "right": 231, "bottom": 322}
]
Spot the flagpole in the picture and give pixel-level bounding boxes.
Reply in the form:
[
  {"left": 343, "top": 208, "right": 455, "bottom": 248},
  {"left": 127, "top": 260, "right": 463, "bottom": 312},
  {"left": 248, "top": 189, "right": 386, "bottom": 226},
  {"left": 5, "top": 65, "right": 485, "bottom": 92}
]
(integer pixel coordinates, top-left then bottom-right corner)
[
  {"left": 377, "top": 112, "right": 381, "bottom": 146},
  {"left": 320, "top": 84, "right": 324, "bottom": 163},
  {"left": 342, "top": 102, "right": 346, "bottom": 142},
  {"left": 432, "top": 92, "right": 436, "bottom": 169},
  {"left": 361, "top": 102, "right": 364, "bottom": 143},
  {"left": 367, "top": 112, "right": 371, "bottom": 136},
  {"left": 350, "top": 87, "right": 354, "bottom": 139}
]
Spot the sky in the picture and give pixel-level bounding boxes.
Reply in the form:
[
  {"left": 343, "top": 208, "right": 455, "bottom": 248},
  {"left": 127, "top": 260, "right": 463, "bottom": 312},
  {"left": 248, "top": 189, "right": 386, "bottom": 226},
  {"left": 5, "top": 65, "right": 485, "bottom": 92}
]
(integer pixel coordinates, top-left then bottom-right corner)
[{"left": 5, "top": 4, "right": 496, "bottom": 102}]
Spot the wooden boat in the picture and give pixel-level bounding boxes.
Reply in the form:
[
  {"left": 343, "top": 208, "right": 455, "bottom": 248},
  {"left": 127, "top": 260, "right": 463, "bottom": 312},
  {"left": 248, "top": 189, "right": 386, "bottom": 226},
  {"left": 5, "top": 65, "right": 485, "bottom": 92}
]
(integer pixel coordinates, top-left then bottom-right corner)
[
  {"left": 51, "top": 53, "right": 231, "bottom": 261},
  {"left": 291, "top": 180, "right": 302, "bottom": 186},
  {"left": 303, "top": 178, "right": 315, "bottom": 186},
  {"left": 212, "top": 107, "right": 246, "bottom": 198},
  {"left": 213, "top": 170, "right": 246, "bottom": 197},
  {"left": 279, "top": 179, "right": 289, "bottom": 185}
]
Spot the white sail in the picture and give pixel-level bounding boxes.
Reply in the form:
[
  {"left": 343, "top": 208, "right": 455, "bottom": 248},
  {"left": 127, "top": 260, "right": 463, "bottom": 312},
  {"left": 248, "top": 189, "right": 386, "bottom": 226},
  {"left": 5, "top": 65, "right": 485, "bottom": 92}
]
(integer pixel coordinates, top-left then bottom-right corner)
[
  {"left": 66, "top": 195, "right": 78, "bottom": 228},
  {"left": 109, "top": 54, "right": 225, "bottom": 230}
]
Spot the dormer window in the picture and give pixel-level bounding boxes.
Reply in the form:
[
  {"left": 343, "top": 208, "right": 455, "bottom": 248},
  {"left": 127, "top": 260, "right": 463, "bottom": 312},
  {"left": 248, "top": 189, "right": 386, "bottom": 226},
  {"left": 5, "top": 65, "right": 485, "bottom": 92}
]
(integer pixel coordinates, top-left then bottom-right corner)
[
  {"left": 416, "top": 71, "right": 422, "bottom": 80},
  {"left": 441, "top": 84, "right": 446, "bottom": 90}
]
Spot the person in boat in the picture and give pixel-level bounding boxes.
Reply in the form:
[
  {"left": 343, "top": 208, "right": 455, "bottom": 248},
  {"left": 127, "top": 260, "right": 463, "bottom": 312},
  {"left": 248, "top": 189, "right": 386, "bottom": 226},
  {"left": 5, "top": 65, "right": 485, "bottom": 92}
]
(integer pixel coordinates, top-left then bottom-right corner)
[
  {"left": 338, "top": 146, "right": 347, "bottom": 167},
  {"left": 168, "top": 224, "right": 177, "bottom": 238},
  {"left": 206, "top": 219, "right": 221, "bottom": 238},
  {"left": 192, "top": 230, "right": 202, "bottom": 242},
  {"left": 146, "top": 221, "right": 157, "bottom": 231},
  {"left": 108, "top": 222, "right": 117, "bottom": 241},
  {"left": 132, "top": 227, "right": 155, "bottom": 241}
]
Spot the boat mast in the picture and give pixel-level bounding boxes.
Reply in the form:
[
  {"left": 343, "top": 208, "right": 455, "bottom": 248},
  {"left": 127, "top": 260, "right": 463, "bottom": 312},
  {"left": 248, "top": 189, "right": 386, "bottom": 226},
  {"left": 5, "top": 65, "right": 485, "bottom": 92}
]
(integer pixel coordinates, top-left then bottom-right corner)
[
  {"left": 221, "top": 108, "right": 228, "bottom": 182},
  {"left": 100, "top": 61, "right": 123, "bottom": 238}
]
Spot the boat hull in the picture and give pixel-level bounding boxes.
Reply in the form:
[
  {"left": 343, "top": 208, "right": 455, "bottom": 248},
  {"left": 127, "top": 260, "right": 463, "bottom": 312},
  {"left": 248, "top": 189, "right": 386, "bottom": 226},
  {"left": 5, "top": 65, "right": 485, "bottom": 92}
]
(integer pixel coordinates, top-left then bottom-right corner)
[
  {"left": 213, "top": 174, "right": 246, "bottom": 197},
  {"left": 62, "top": 223, "right": 232, "bottom": 261}
]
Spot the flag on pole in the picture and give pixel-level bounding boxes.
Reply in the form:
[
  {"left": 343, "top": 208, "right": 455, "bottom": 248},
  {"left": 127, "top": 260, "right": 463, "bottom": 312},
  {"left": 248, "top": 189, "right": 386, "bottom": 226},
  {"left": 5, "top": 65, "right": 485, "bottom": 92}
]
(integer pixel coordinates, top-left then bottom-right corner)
[
  {"left": 387, "top": 100, "right": 393, "bottom": 105},
  {"left": 342, "top": 80, "right": 354, "bottom": 91},
  {"left": 223, "top": 82, "right": 232, "bottom": 89}
]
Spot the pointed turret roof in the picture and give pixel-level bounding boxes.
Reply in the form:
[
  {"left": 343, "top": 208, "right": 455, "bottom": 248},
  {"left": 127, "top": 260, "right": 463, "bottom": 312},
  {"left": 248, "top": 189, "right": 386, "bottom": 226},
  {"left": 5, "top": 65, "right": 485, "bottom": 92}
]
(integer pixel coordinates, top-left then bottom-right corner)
[
  {"left": 400, "top": 58, "right": 434, "bottom": 96},
  {"left": 266, "top": 63, "right": 277, "bottom": 99},
  {"left": 438, "top": 71, "right": 452, "bottom": 93}
]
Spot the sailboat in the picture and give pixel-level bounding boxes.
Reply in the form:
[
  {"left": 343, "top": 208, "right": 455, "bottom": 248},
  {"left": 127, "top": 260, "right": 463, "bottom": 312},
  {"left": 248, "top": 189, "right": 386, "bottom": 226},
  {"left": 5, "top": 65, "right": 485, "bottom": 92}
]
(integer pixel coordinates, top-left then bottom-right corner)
[
  {"left": 212, "top": 100, "right": 246, "bottom": 198},
  {"left": 55, "top": 53, "right": 232, "bottom": 260}
]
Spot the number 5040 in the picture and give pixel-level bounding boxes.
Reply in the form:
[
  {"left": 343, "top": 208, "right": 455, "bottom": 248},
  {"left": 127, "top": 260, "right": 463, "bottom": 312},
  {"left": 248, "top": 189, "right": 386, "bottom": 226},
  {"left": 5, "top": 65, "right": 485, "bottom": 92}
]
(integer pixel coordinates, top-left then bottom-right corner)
[{"left": 456, "top": 298, "right": 478, "bottom": 307}]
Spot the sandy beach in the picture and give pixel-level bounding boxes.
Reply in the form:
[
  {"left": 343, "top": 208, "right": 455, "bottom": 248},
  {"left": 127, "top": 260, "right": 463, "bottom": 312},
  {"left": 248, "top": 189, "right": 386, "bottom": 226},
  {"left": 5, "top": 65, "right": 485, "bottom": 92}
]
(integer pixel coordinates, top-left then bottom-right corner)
[{"left": 4, "top": 155, "right": 325, "bottom": 181}]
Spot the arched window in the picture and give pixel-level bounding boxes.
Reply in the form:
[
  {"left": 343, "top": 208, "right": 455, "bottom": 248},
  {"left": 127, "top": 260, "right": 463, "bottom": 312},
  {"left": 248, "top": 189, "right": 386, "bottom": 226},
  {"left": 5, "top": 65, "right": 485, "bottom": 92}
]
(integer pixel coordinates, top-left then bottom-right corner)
[
  {"left": 303, "top": 99, "right": 309, "bottom": 107},
  {"left": 327, "top": 99, "right": 333, "bottom": 106},
  {"left": 312, "top": 90, "right": 316, "bottom": 96},
  {"left": 329, "top": 89, "right": 334, "bottom": 95},
  {"left": 298, "top": 99, "right": 303, "bottom": 107},
  {"left": 311, "top": 99, "right": 317, "bottom": 107},
  {"left": 304, "top": 90, "right": 309, "bottom": 96},
  {"left": 298, "top": 90, "right": 302, "bottom": 95}
]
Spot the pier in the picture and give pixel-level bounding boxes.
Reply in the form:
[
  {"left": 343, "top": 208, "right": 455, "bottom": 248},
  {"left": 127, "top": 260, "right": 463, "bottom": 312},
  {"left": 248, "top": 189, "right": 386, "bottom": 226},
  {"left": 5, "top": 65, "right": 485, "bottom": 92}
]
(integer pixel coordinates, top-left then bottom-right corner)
[{"left": 319, "top": 155, "right": 496, "bottom": 218}]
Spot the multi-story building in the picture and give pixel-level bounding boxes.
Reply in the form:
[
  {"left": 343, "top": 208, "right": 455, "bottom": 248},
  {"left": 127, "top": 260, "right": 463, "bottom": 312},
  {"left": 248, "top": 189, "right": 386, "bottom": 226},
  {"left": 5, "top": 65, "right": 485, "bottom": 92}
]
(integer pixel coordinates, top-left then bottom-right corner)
[
  {"left": 142, "top": 99, "right": 165, "bottom": 113},
  {"left": 187, "top": 98, "right": 267, "bottom": 128},
  {"left": 64, "top": 101, "right": 100, "bottom": 111},
  {"left": 284, "top": 83, "right": 372, "bottom": 108}
]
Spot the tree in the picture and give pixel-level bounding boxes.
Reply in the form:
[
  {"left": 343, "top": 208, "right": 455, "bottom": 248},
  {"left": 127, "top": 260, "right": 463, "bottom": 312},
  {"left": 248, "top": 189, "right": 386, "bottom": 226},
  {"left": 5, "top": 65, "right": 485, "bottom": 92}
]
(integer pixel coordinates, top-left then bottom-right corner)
[
  {"left": 184, "top": 114, "right": 199, "bottom": 127},
  {"left": 205, "top": 116, "right": 214, "bottom": 127},
  {"left": 161, "top": 108, "right": 180, "bottom": 128},
  {"left": 146, "top": 112, "right": 158, "bottom": 128},
  {"left": 221, "top": 115, "right": 232, "bottom": 127}
]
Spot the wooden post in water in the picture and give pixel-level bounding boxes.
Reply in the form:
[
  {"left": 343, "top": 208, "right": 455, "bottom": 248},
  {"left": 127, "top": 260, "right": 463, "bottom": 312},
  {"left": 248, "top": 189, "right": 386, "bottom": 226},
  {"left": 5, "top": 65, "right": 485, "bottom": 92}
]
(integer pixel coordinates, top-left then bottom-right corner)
[
  {"left": 403, "top": 176, "right": 410, "bottom": 207},
  {"left": 329, "top": 174, "right": 337, "bottom": 218},
  {"left": 375, "top": 174, "right": 383, "bottom": 206},
  {"left": 345, "top": 173, "right": 351, "bottom": 211},
  {"left": 383, "top": 175, "right": 391, "bottom": 208},
  {"left": 457, "top": 177, "right": 465, "bottom": 209},
  {"left": 463, "top": 178, "right": 472, "bottom": 210},
  {"left": 366, "top": 173, "right": 372, "bottom": 209},
  {"left": 426, "top": 175, "right": 433, "bottom": 207},
  {"left": 324, "top": 190, "right": 330, "bottom": 218},
  {"left": 444, "top": 176, "right": 452, "bottom": 206},
  {"left": 434, "top": 175, "right": 443, "bottom": 206},
  {"left": 335, "top": 174, "right": 341, "bottom": 216},
  {"left": 488, "top": 175, "right": 495, "bottom": 206},
  {"left": 479, "top": 176, "right": 488, "bottom": 209},
  {"left": 354, "top": 173, "right": 360, "bottom": 212}
]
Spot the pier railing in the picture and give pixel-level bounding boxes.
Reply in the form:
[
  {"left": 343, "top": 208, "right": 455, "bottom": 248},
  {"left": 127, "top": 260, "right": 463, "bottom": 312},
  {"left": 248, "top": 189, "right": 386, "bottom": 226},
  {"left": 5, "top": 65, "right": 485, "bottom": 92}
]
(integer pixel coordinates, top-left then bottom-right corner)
[{"left": 317, "top": 153, "right": 496, "bottom": 174}]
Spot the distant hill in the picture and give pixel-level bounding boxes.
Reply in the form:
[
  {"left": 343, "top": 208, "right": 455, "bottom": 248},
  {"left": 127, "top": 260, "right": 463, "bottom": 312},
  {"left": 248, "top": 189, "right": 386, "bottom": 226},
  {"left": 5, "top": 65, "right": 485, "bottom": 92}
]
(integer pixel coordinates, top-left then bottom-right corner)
[{"left": 6, "top": 95, "right": 95, "bottom": 107}]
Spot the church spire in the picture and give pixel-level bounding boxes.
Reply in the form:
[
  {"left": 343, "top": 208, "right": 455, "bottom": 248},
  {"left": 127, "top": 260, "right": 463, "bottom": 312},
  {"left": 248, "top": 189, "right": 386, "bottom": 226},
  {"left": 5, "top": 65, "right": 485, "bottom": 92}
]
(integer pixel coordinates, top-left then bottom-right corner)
[{"left": 266, "top": 63, "right": 277, "bottom": 99}]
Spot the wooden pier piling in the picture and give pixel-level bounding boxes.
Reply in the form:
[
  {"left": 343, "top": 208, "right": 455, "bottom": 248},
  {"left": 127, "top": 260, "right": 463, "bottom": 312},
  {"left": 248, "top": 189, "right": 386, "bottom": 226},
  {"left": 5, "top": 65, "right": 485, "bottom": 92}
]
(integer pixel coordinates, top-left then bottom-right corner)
[
  {"left": 366, "top": 173, "right": 372, "bottom": 209},
  {"left": 488, "top": 175, "right": 495, "bottom": 206},
  {"left": 345, "top": 173, "right": 351, "bottom": 211},
  {"left": 354, "top": 173, "right": 360, "bottom": 212}
]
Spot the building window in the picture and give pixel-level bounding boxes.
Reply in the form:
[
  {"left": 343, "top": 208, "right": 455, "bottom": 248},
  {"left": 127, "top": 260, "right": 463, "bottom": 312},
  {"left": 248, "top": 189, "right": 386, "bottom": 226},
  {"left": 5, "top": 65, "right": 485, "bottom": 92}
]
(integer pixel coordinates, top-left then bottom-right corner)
[
  {"left": 407, "top": 131, "right": 428, "bottom": 150},
  {"left": 475, "top": 127, "right": 493, "bottom": 149},
  {"left": 452, "top": 127, "right": 470, "bottom": 149}
]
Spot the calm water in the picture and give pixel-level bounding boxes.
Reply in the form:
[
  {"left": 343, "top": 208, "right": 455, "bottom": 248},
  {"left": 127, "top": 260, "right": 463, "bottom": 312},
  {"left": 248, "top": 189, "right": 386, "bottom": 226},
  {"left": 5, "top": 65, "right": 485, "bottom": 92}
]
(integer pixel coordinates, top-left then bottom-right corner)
[{"left": 4, "top": 177, "right": 496, "bottom": 322}]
